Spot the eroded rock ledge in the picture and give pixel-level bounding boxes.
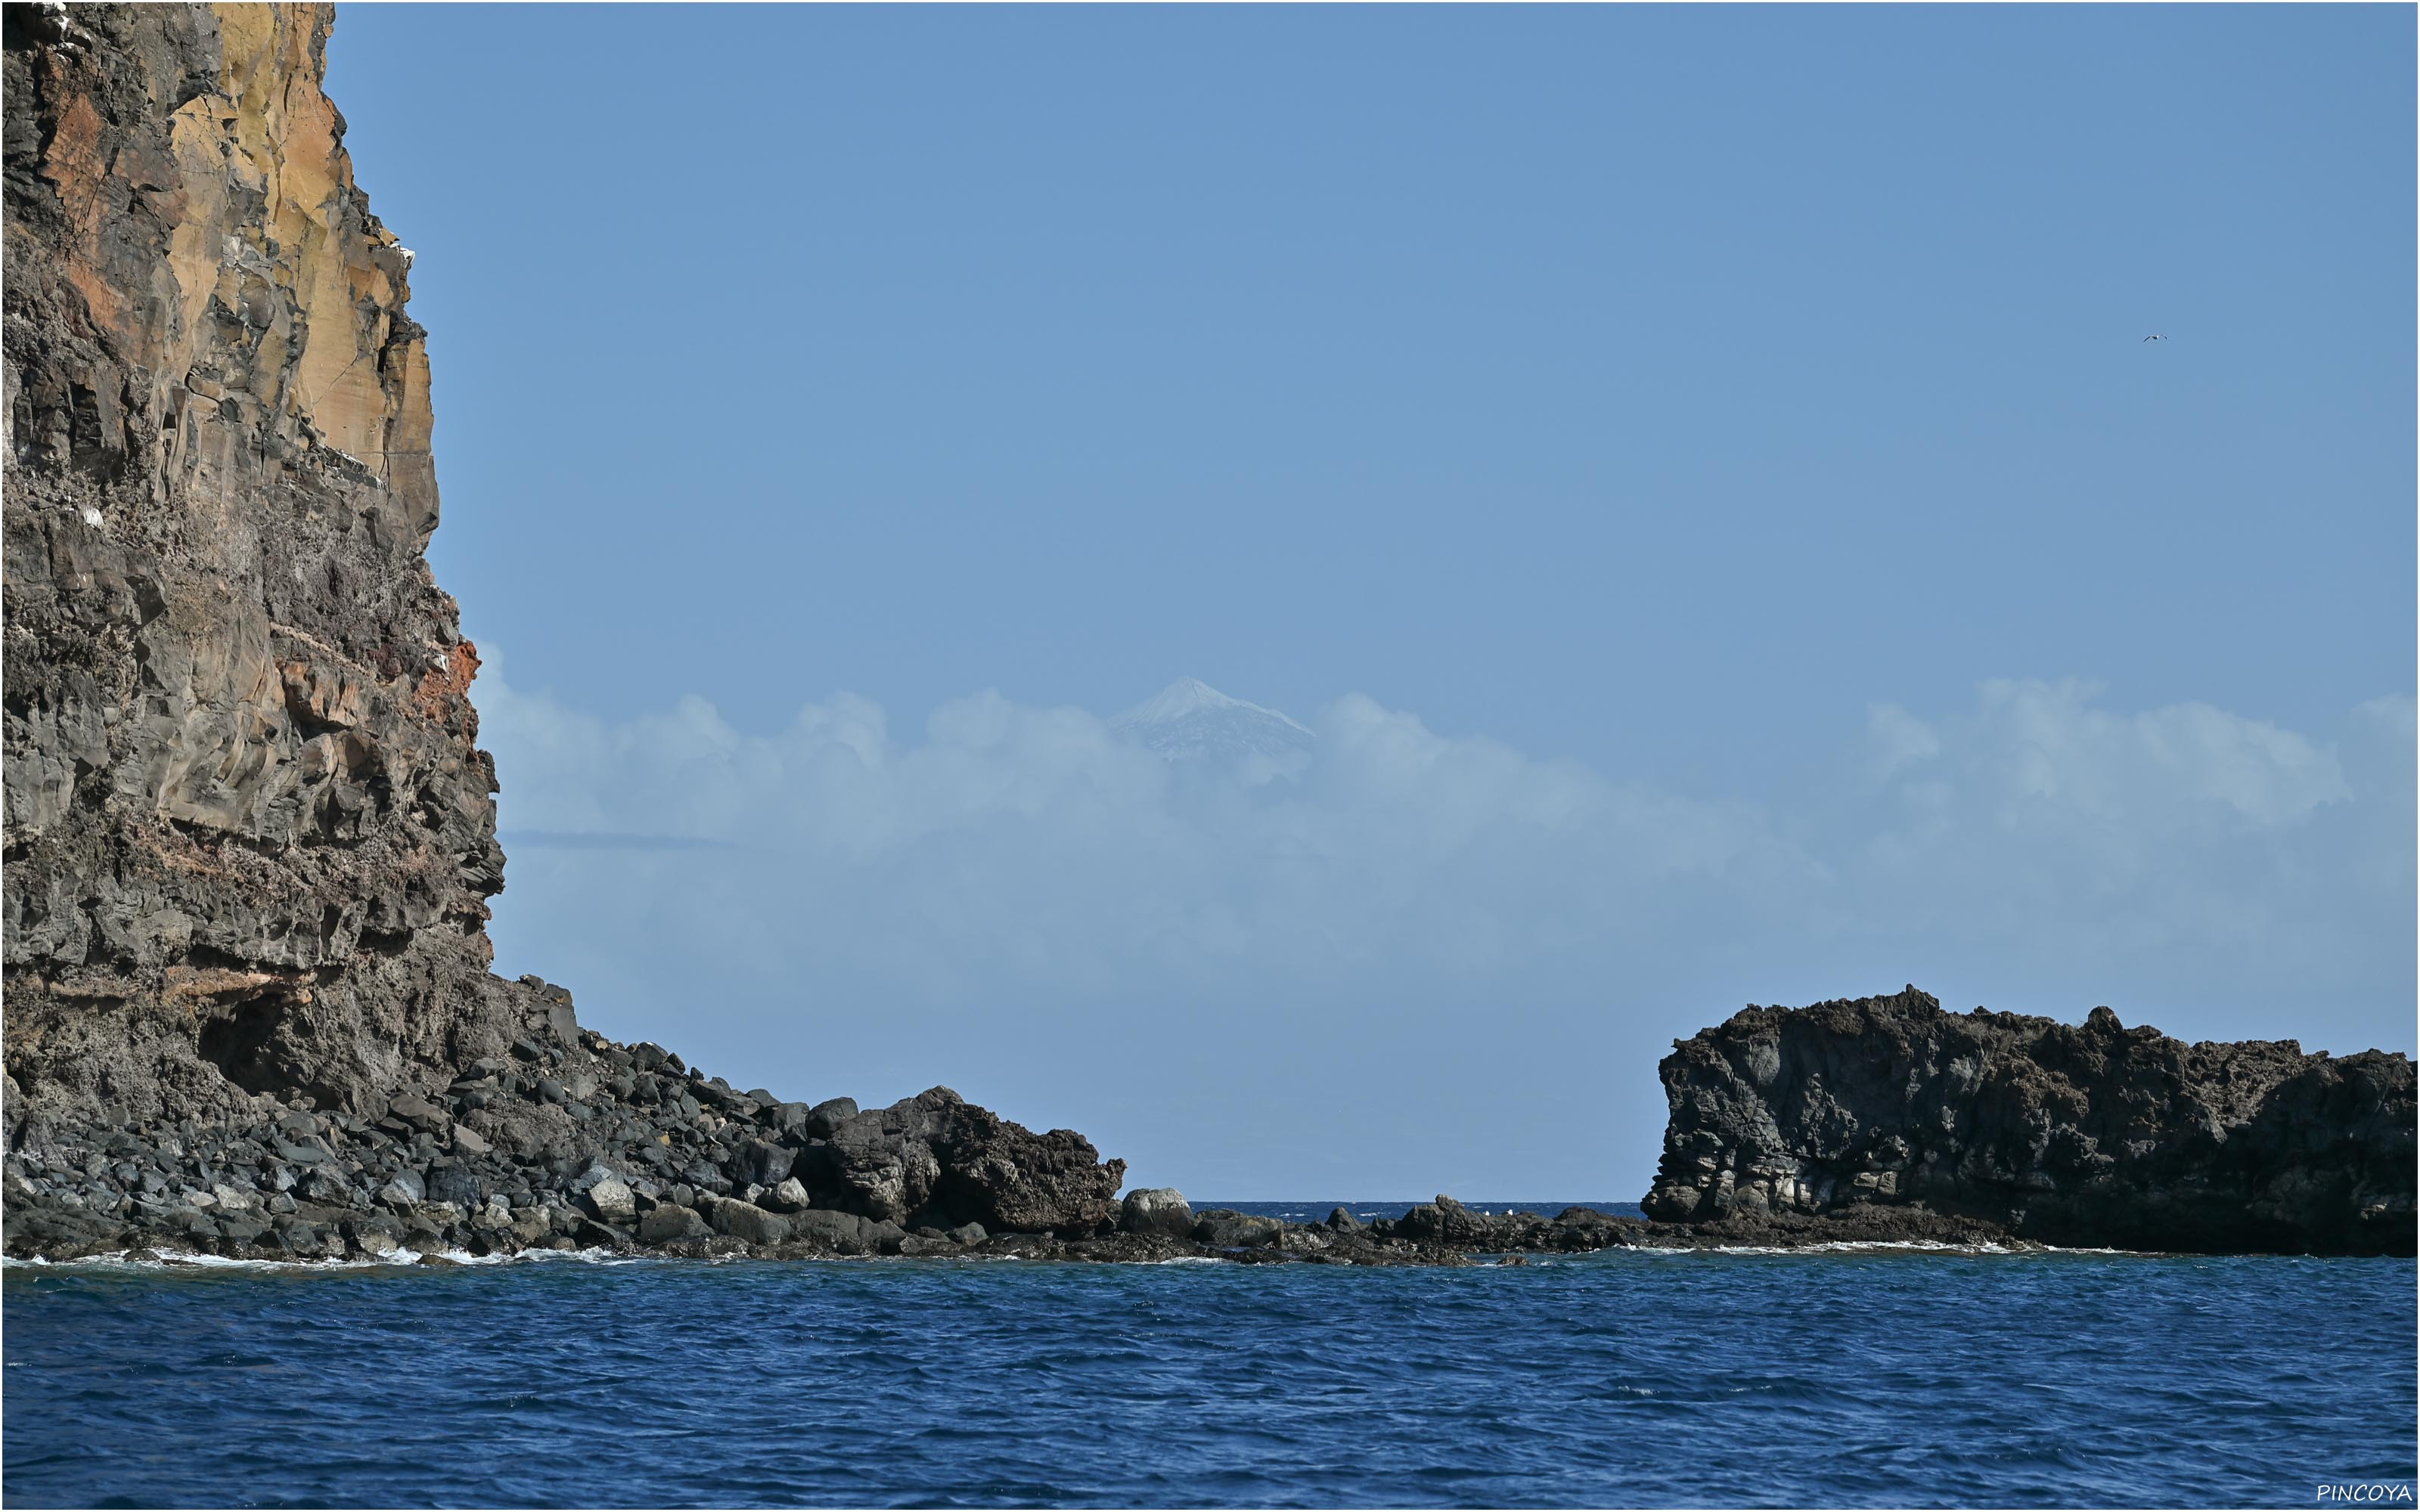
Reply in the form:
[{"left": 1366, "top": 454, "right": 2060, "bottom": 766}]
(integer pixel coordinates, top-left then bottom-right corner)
[{"left": 1646, "top": 987, "right": 2415, "bottom": 1257}]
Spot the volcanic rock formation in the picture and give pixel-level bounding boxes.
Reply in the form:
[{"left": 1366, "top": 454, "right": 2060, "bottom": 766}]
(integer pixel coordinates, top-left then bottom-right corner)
[
  {"left": 4, "top": 6, "right": 2409, "bottom": 1269},
  {"left": 1, "top": 2, "right": 1125, "bottom": 1261},
  {"left": 1644, "top": 987, "right": 2415, "bottom": 1256}
]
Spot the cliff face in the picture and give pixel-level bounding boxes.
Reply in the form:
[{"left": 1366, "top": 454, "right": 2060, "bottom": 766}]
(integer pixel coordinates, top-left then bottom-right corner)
[
  {"left": 1644, "top": 987, "right": 2416, "bottom": 1255},
  {"left": 2, "top": 4, "right": 1127, "bottom": 1262},
  {"left": 3, "top": 2, "right": 534, "bottom": 1125}
]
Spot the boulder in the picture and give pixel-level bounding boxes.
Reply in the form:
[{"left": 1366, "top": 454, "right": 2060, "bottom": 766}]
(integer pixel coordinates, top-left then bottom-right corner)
[
  {"left": 299, "top": 1170, "right": 353, "bottom": 1205},
  {"left": 572, "top": 1219, "right": 625, "bottom": 1250},
  {"left": 804, "top": 1098, "right": 859, "bottom": 1139},
  {"left": 274, "top": 1136, "right": 334, "bottom": 1166},
  {"left": 762, "top": 1177, "right": 810, "bottom": 1213},
  {"left": 1396, "top": 1195, "right": 1503, "bottom": 1244},
  {"left": 216, "top": 1215, "right": 271, "bottom": 1246},
  {"left": 739, "top": 1141, "right": 794, "bottom": 1188},
  {"left": 792, "top": 1209, "right": 870, "bottom": 1250},
  {"left": 388, "top": 1095, "right": 448, "bottom": 1135},
  {"left": 709, "top": 1199, "right": 790, "bottom": 1245},
  {"left": 1118, "top": 1188, "right": 1195, "bottom": 1238},
  {"left": 424, "top": 1163, "right": 480, "bottom": 1207},
  {"left": 1193, "top": 1210, "right": 1284, "bottom": 1248},
  {"left": 826, "top": 1105, "right": 942, "bottom": 1221},
  {"left": 582, "top": 1177, "right": 637, "bottom": 1226},
  {"left": 638, "top": 1204, "right": 709, "bottom": 1244}
]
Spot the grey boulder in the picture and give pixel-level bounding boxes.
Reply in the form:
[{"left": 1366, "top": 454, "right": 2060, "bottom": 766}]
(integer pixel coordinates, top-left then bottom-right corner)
[
  {"left": 582, "top": 1176, "right": 637, "bottom": 1226},
  {"left": 709, "top": 1199, "right": 790, "bottom": 1245},
  {"left": 1193, "top": 1209, "right": 1285, "bottom": 1248},
  {"left": 1119, "top": 1187, "right": 1195, "bottom": 1238},
  {"left": 638, "top": 1204, "right": 709, "bottom": 1244}
]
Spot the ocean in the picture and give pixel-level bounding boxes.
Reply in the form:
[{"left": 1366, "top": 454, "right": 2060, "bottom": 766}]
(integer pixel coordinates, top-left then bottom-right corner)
[{"left": 4, "top": 1202, "right": 2412, "bottom": 1509}]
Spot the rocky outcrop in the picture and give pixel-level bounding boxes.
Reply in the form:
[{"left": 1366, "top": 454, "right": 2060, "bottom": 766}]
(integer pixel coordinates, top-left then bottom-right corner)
[
  {"left": 1644, "top": 987, "right": 2416, "bottom": 1256},
  {"left": 818, "top": 1087, "right": 1125, "bottom": 1235},
  {"left": 1, "top": 3, "right": 1127, "bottom": 1263}
]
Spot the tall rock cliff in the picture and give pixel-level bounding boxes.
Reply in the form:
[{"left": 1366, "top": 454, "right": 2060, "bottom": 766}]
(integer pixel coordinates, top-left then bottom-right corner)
[
  {"left": 1644, "top": 987, "right": 2416, "bottom": 1256},
  {"left": 4, "top": 2, "right": 530, "bottom": 1125},
  {"left": 3, "top": 4, "right": 1127, "bottom": 1260}
]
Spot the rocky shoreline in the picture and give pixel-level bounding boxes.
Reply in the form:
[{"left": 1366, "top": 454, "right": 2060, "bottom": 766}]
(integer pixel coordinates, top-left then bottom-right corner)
[
  {"left": 11, "top": 978, "right": 2406, "bottom": 1266},
  {"left": 4, "top": 990, "right": 2043, "bottom": 1268},
  {"left": 4, "top": 4, "right": 2412, "bottom": 1272}
]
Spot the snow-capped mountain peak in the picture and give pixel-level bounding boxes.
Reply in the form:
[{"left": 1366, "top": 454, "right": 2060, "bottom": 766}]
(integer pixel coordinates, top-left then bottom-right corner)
[{"left": 1112, "top": 677, "right": 1315, "bottom": 761}]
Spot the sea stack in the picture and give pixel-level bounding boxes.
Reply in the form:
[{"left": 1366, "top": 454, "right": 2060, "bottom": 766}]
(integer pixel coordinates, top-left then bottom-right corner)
[{"left": 1644, "top": 986, "right": 2417, "bottom": 1256}]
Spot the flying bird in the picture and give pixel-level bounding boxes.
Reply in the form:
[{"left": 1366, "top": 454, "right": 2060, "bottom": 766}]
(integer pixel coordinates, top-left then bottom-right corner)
[{"left": 2143, "top": 334, "right": 2166, "bottom": 342}]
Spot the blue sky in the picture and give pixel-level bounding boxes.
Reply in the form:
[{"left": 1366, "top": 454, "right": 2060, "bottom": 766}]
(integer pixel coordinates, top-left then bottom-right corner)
[{"left": 329, "top": 4, "right": 2413, "bottom": 1198}]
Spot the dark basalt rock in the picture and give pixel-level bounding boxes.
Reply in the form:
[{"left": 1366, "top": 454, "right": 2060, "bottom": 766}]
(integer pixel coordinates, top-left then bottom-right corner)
[
  {"left": 3, "top": 0, "right": 536, "bottom": 1135},
  {"left": 811, "top": 1086, "right": 1127, "bottom": 1234},
  {"left": 1192, "top": 1209, "right": 1286, "bottom": 1249},
  {"left": 1643, "top": 986, "right": 2416, "bottom": 1256},
  {"left": 0, "top": 2, "right": 1128, "bottom": 1268}
]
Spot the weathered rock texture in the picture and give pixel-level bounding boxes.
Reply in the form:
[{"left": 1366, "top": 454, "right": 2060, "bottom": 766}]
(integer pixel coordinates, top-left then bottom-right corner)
[
  {"left": 4, "top": 1, "right": 498, "bottom": 1126},
  {"left": 1644, "top": 987, "right": 2416, "bottom": 1256},
  {"left": 1, "top": 2, "right": 1128, "bottom": 1263}
]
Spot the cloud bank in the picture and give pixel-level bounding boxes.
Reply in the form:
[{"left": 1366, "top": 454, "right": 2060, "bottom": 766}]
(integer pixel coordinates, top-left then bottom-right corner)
[{"left": 470, "top": 658, "right": 2412, "bottom": 1194}]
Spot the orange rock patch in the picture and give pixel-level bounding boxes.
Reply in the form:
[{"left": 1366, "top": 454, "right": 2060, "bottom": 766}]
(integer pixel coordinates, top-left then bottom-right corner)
[{"left": 413, "top": 638, "right": 480, "bottom": 723}]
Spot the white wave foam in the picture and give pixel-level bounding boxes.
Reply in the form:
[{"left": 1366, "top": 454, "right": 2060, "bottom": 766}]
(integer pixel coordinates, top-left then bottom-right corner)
[
  {"left": 5, "top": 1247, "right": 414, "bottom": 1273},
  {"left": 419, "top": 1245, "right": 642, "bottom": 1267},
  {"left": 2, "top": 1244, "right": 663, "bottom": 1275}
]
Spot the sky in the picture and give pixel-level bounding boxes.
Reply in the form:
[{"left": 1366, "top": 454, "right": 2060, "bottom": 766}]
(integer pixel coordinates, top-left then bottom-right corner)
[{"left": 327, "top": 3, "right": 2415, "bottom": 1200}]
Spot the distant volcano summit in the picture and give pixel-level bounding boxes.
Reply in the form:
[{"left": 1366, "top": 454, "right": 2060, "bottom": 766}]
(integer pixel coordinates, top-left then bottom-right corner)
[{"left": 1111, "top": 678, "right": 1317, "bottom": 761}]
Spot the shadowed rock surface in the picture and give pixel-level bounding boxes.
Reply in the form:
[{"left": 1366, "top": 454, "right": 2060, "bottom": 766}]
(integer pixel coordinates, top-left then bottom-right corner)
[{"left": 1644, "top": 987, "right": 2415, "bottom": 1256}]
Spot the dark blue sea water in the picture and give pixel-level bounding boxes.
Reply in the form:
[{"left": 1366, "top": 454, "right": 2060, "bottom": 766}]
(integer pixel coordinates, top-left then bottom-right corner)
[{"left": 5, "top": 1201, "right": 2413, "bottom": 1509}]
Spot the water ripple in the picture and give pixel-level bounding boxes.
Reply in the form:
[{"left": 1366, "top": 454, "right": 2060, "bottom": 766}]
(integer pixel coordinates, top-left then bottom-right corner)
[{"left": 3, "top": 1247, "right": 2412, "bottom": 1507}]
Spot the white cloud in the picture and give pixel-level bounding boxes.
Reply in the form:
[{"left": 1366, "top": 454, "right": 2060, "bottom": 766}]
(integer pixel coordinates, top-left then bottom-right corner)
[
  {"left": 466, "top": 656, "right": 2412, "bottom": 1194},
  {"left": 477, "top": 658, "right": 2409, "bottom": 1005},
  {"left": 1887, "top": 677, "right": 2353, "bottom": 831},
  {"left": 476, "top": 656, "right": 1812, "bottom": 1002}
]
